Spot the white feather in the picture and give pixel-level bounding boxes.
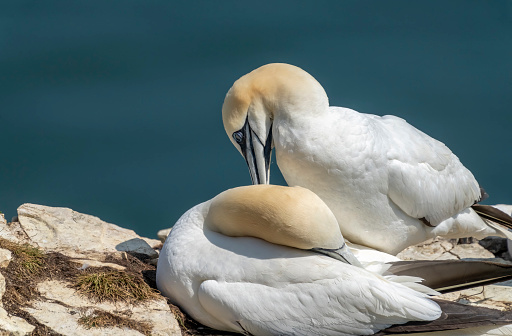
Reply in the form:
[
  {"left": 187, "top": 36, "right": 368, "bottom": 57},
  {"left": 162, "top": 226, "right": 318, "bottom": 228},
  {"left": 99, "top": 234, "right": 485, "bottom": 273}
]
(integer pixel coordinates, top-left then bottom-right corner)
[
  {"left": 222, "top": 63, "right": 510, "bottom": 255},
  {"left": 157, "top": 201, "right": 442, "bottom": 336}
]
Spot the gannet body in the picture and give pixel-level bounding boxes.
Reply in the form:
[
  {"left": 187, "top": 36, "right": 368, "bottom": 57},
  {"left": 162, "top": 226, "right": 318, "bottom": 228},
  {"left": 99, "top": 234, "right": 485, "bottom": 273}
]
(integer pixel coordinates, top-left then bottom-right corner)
[
  {"left": 157, "top": 185, "right": 512, "bottom": 335},
  {"left": 222, "top": 63, "right": 512, "bottom": 255}
]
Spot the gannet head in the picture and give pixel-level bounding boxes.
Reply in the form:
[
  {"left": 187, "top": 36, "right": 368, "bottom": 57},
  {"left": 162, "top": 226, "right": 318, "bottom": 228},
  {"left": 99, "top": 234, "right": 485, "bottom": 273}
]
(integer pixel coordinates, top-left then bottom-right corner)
[
  {"left": 205, "top": 184, "right": 361, "bottom": 266},
  {"left": 222, "top": 63, "right": 328, "bottom": 184}
]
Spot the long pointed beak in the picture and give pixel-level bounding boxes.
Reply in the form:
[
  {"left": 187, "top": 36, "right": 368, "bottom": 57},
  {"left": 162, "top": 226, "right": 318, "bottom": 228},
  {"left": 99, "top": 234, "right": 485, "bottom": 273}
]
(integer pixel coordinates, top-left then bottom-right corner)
[
  {"left": 311, "top": 243, "right": 363, "bottom": 268},
  {"left": 243, "top": 122, "right": 273, "bottom": 185}
]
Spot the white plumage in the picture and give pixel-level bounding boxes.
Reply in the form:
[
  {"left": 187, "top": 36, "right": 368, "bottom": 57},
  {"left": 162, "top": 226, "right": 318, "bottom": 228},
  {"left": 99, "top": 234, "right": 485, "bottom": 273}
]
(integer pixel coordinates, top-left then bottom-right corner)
[
  {"left": 157, "top": 186, "right": 512, "bottom": 335},
  {"left": 157, "top": 196, "right": 441, "bottom": 336},
  {"left": 222, "top": 63, "right": 512, "bottom": 254}
]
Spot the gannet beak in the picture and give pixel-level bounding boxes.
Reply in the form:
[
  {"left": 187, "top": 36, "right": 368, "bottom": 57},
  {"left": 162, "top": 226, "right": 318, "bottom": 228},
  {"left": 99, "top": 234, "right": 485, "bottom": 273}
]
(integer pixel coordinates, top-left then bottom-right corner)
[
  {"left": 236, "top": 119, "right": 273, "bottom": 185},
  {"left": 337, "top": 247, "right": 364, "bottom": 267},
  {"left": 312, "top": 243, "right": 363, "bottom": 268}
]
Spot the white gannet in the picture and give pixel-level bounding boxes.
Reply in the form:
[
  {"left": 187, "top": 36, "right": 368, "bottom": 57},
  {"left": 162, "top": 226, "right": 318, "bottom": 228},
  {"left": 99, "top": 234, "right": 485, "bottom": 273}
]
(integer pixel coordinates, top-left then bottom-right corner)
[
  {"left": 221, "top": 63, "right": 512, "bottom": 255},
  {"left": 157, "top": 185, "right": 512, "bottom": 336}
]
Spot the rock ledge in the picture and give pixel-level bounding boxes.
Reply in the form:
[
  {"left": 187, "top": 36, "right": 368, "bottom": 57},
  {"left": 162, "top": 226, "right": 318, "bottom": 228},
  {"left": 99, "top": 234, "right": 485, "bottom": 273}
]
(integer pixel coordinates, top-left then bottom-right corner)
[{"left": 0, "top": 205, "right": 180, "bottom": 336}]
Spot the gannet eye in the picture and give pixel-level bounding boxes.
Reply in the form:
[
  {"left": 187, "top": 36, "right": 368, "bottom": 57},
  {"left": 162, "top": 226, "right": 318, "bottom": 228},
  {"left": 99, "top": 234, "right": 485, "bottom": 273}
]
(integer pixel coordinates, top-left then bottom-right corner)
[{"left": 233, "top": 131, "right": 244, "bottom": 144}]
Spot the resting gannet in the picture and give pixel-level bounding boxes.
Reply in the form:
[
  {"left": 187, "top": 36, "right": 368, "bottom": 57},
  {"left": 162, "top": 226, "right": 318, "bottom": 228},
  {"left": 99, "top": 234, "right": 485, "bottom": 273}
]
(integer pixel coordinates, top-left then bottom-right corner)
[
  {"left": 157, "top": 185, "right": 512, "bottom": 336},
  {"left": 222, "top": 63, "right": 512, "bottom": 255}
]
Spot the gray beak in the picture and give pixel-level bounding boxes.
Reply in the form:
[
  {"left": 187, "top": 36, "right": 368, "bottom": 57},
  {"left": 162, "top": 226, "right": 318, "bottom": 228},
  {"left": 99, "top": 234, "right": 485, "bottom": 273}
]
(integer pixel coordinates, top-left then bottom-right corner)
[
  {"left": 240, "top": 121, "right": 273, "bottom": 185},
  {"left": 312, "top": 243, "right": 363, "bottom": 268}
]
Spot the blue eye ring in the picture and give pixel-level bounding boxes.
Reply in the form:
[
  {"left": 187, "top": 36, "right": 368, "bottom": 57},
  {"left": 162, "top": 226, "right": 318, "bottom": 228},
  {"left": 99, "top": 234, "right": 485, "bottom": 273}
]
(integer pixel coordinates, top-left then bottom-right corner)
[{"left": 233, "top": 131, "right": 244, "bottom": 144}]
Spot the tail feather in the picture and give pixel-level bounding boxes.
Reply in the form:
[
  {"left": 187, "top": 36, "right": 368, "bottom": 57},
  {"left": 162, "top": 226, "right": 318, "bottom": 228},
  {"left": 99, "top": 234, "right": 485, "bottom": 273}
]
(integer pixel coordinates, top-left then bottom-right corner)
[
  {"left": 378, "top": 324, "right": 512, "bottom": 336},
  {"left": 388, "top": 260, "right": 512, "bottom": 293},
  {"left": 374, "top": 299, "right": 512, "bottom": 335}
]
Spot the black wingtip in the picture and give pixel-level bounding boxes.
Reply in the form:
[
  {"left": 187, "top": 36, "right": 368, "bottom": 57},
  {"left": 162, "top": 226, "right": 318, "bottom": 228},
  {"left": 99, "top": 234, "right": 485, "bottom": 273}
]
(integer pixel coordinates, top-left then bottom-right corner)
[
  {"left": 472, "top": 204, "right": 512, "bottom": 230},
  {"left": 376, "top": 299, "right": 512, "bottom": 334},
  {"left": 388, "top": 259, "right": 512, "bottom": 294}
]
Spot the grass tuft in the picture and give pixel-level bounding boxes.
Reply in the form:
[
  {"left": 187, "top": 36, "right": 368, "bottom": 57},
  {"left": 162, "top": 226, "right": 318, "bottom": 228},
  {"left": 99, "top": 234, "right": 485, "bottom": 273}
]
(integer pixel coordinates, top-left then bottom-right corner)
[
  {"left": 78, "top": 309, "right": 152, "bottom": 335},
  {"left": 0, "top": 237, "right": 162, "bottom": 335},
  {"left": 0, "top": 238, "right": 45, "bottom": 276},
  {"left": 15, "top": 245, "right": 45, "bottom": 275},
  {"left": 74, "top": 271, "right": 159, "bottom": 303}
]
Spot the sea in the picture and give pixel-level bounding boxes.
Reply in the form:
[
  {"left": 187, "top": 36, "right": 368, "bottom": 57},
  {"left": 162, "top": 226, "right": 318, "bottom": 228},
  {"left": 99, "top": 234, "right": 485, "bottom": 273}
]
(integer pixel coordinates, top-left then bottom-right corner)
[{"left": 1, "top": 1, "right": 511, "bottom": 238}]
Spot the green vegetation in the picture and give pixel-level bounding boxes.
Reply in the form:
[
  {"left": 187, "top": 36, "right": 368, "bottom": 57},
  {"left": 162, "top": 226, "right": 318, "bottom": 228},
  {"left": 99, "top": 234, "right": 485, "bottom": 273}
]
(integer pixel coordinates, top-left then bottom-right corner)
[
  {"left": 0, "top": 238, "right": 45, "bottom": 276},
  {"left": 78, "top": 309, "right": 152, "bottom": 335},
  {"left": 0, "top": 238, "right": 164, "bottom": 335},
  {"left": 74, "top": 271, "right": 159, "bottom": 303}
]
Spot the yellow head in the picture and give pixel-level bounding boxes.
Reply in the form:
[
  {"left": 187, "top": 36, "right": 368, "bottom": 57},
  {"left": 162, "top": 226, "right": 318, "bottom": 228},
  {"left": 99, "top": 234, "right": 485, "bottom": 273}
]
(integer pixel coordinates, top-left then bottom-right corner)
[
  {"left": 222, "top": 63, "right": 328, "bottom": 184},
  {"left": 205, "top": 184, "right": 343, "bottom": 250}
]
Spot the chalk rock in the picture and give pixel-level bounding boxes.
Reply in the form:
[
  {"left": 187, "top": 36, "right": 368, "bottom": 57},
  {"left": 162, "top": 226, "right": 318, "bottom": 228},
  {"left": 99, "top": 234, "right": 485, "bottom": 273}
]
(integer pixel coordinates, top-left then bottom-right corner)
[
  {"left": 397, "top": 237, "right": 494, "bottom": 260},
  {"left": 0, "top": 214, "right": 26, "bottom": 244},
  {"left": 25, "top": 301, "right": 143, "bottom": 336},
  {"left": 157, "top": 228, "right": 172, "bottom": 243},
  {"left": 397, "top": 232, "right": 512, "bottom": 313},
  {"left": 73, "top": 259, "right": 126, "bottom": 271},
  {"left": 450, "top": 242, "right": 495, "bottom": 259},
  {"left": 23, "top": 280, "right": 180, "bottom": 336},
  {"left": 0, "top": 249, "right": 11, "bottom": 268},
  {"left": 0, "top": 308, "right": 35, "bottom": 335},
  {"left": 397, "top": 238, "right": 456, "bottom": 260},
  {"left": 0, "top": 273, "right": 35, "bottom": 335},
  {"left": 436, "top": 280, "right": 512, "bottom": 311},
  {"left": 0, "top": 272, "right": 4, "bottom": 299},
  {"left": 14, "top": 204, "right": 160, "bottom": 259}
]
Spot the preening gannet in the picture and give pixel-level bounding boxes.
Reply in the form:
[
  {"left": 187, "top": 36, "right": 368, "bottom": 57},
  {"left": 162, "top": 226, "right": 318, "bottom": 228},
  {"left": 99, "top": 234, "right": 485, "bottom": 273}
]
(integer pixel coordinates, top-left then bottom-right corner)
[
  {"left": 222, "top": 63, "right": 512, "bottom": 255},
  {"left": 157, "top": 185, "right": 512, "bottom": 336}
]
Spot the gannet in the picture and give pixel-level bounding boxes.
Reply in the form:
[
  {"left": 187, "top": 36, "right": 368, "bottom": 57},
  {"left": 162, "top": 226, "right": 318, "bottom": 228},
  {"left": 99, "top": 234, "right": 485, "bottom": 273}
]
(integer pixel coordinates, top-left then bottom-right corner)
[
  {"left": 222, "top": 63, "right": 512, "bottom": 255},
  {"left": 157, "top": 185, "right": 512, "bottom": 336}
]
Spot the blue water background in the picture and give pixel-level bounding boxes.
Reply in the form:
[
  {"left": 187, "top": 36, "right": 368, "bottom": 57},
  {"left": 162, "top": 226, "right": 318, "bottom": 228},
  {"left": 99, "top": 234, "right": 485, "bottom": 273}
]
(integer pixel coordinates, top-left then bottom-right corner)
[{"left": 1, "top": 1, "right": 511, "bottom": 238}]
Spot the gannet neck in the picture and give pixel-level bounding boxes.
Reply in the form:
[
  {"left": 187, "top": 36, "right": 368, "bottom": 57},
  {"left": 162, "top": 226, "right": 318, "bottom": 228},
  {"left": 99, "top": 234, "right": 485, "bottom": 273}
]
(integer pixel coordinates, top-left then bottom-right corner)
[
  {"left": 204, "top": 185, "right": 344, "bottom": 250},
  {"left": 222, "top": 63, "right": 328, "bottom": 146}
]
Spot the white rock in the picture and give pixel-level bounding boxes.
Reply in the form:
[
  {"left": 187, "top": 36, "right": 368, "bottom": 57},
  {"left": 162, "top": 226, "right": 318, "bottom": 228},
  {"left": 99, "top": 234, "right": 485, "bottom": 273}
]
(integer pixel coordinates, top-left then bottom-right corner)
[
  {"left": 72, "top": 259, "right": 125, "bottom": 271},
  {"left": 16, "top": 204, "right": 160, "bottom": 259},
  {"left": 26, "top": 280, "right": 180, "bottom": 336},
  {"left": 157, "top": 228, "right": 172, "bottom": 243},
  {"left": 397, "top": 237, "right": 494, "bottom": 260},
  {"left": 24, "top": 301, "right": 143, "bottom": 336},
  {"left": 450, "top": 243, "right": 494, "bottom": 259},
  {"left": 0, "top": 216, "right": 25, "bottom": 244},
  {"left": 436, "top": 281, "right": 512, "bottom": 311},
  {"left": 0, "top": 263, "right": 35, "bottom": 336},
  {"left": 0, "top": 269, "right": 35, "bottom": 336},
  {"left": 398, "top": 238, "right": 455, "bottom": 260},
  {"left": 0, "top": 273, "right": 35, "bottom": 335},
  {"left": 0, "top": 248, "right": 12, "bottom": 268},
  {"left": 0, "top": 273, "right": 5, "bottom": 301},
  {"left": 0, "top": 307, "right": 35, "bottom": 336},
  {"left": 398, "top": 233, "right": 512, "bottom": 313}
]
